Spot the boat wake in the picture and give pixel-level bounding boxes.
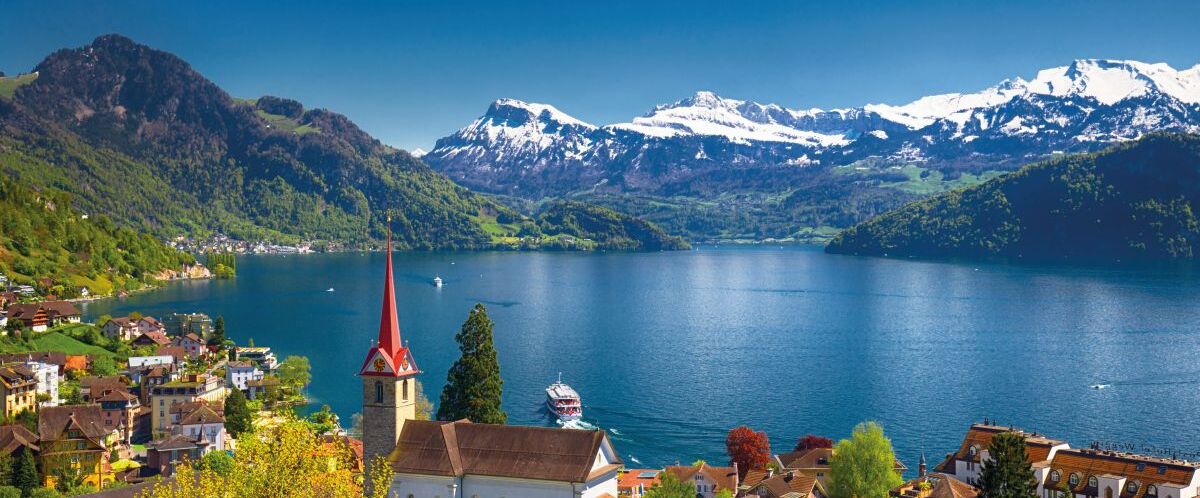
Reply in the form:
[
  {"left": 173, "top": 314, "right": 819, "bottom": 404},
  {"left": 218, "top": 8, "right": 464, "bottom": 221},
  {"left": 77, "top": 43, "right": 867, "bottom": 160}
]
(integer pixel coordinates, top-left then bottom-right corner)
[
  {"left": 609, "top": 428, "right": 621, "bottom": 436},
  {"left": 558, "top": 419, "right": 598, "bottom": 431},
  {"left": 1090, "top": 383, "right": 1111, "bottom": 389},
  {"left": 629, "top": 455, "right": 642, "bottom": 465}
]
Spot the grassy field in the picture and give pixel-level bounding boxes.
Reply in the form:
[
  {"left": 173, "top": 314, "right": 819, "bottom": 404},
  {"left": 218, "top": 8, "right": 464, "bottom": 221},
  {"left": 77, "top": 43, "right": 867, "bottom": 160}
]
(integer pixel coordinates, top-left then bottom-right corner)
[
  {"left": 0, "top": 73, "right": 38, "bottom": 99},
  {"left": 0, "top": 326, "right": 116, "bottom": 358},
  {"left": 254, "top": 109, "right": 319, "bottom": 135},
  {"left": 835, "top": 163, "right": 1005, "bottom": 195}
]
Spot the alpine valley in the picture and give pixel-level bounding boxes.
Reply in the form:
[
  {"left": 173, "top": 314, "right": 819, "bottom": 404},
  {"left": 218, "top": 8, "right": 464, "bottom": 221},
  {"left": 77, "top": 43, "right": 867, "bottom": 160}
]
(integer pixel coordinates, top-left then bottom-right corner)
[{"left": 424, "top": 59, "right": 1200, "bottom": 243}]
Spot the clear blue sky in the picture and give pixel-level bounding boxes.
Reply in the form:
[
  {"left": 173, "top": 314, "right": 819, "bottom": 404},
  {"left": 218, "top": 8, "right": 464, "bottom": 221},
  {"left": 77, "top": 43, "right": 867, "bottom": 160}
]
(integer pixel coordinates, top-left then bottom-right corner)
[{"left": 2, "top": 1, "right": 1198, "bottom": 150}]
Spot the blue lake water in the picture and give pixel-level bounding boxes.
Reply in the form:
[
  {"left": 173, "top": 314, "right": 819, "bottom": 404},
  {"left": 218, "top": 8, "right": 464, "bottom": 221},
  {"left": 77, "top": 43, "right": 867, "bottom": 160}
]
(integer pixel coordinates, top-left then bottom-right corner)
[{"left": 81, "top": 246, "right": 1200, "bottom": 469}]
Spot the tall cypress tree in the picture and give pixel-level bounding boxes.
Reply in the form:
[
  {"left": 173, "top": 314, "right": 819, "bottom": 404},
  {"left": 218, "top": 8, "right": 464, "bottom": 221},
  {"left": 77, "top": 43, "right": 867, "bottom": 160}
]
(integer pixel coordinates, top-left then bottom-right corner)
[
  {"left": 223, "top": 388, "right": 253, "bottom": 436},
  {"left": 11, "top": 449, "right": 36, "bottom": 497},
  {"left": 979, "top": 432, "right": 1037, "bottom": 498},
  {"left": 436, "top": 304, "right": 506, "bottom": 424}
]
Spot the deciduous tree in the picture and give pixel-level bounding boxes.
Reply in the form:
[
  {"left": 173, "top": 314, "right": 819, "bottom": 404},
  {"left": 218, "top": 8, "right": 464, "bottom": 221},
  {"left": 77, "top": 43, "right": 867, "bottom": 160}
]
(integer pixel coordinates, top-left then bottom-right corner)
[
  {"left": 726, "top": 426, "right": 771, "bottom": 478},
  {"left": 828, "top": 422, "right": 903, "bottom": 498},
  {"left": 644, "top": 471, "right": 694, "bottom": 498},
  {"left": 436, "top": 304, "right": 506, "bottom": 424},
  {"left": 795, "top": 434, "right": 835, "bottom": 451},
  {"left": 223, "top": 388, "right": 252, "bottom": 436}
]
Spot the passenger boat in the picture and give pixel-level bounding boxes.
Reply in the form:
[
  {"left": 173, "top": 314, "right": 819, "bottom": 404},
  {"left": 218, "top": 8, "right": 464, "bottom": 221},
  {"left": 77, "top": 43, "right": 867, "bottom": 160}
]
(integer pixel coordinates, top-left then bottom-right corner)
[
  {"left": 433, "top": 276, "right": 443, "bottom": 287},
  {"left": 545, "top": 373, "right": 582, "bottom": 421}
]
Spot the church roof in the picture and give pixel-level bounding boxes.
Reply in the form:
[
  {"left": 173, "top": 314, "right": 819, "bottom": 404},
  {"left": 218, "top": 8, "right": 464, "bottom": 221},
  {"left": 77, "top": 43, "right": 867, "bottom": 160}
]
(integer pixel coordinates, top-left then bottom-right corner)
[
  {"left": 388, "top": 419, "right": 620, "bottom": 482},
  {"left": 360, "top": 222, "right": 419, "bottom": 378}
]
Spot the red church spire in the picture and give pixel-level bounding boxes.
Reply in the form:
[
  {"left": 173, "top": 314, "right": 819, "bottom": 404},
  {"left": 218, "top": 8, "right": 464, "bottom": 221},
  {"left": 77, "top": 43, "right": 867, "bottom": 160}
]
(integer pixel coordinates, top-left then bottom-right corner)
[
  {"left": 377, "top": 218, "right": 401, "bottom": 353},
  {"left": 360, "top": 214, "right": 418, "bottom": 377}
]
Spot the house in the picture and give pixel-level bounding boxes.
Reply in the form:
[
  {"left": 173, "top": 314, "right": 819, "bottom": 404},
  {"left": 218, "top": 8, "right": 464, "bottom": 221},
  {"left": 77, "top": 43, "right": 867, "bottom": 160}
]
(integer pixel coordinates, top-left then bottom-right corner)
[
  {"left": 97, "top": 389, "right": 140, "bottom": 445},
  {"left": 137, "top": 316, "right": 165, "bottom": 335},
  {"left": 891, "top": 471, "right": 979, "bottom": 498},
  {"left": 163, "top": 313, "right": 212, "bottom": 337},
  {"left": 1037, "top": 447, "right": 1200, "bottom": 498},
  {"left": 132, "top": 331, "right": 171, "bottom": 348},
  {"left": 64, "top": 354, "right": 90, "bottom": 374},
  {"left": 0, "top": 364, "right": 38, "bottom": 418},
  {"left": 80, "top": 375, "right": 132, "bottom": 403},
  {"left": 0, "top": 424, "right": 39, "bottom": 461},
  {"left": 14, "top": 285, "right": 35, "bottom": 296},
  {"left": 620, "top": 469, "right": 661, "bottom": 498},
  {"left": 0, "top": 352, "right": 67, "bottom": 376},
  {"left": 6, "top": 301, "right": 81, "bottom": 329},
  {"left": 245, "top": 376, "right": 279, "bottom": 401},
  {"left": 933, "top": 423, "right": 1068, "bottom": 486},
  {"left": 174, "top": 402, "right": 226, "bottom": 453},
  {"left": 127, "top": 356, "right": 175, "bottom": 380},
  {"left": 38, "top": 405, "right": 116, "bottom": 489},
  {"left": 155, "top": 346, "right": 188, "bottom": 364},
  {"left": 172, "top": 333, "right": 205, "bottom": 360},
  {"left": 135, "top": 364, "right": 179, "bottom": 406},
  {"left": 149, "top": 374, "right": 225, "bottom": 434},
  {"left": 224, "top": 361, "right": 264, "bottom": 392},
  {"left": 235, "top": 346, "right": 278, "bottom": 371},
  {"left": 664, "top": 462, "right": 739, "bottom": 498},
  {"left": 0, "top": 311, "right": 6, "bottom": 330},
  {"left": 23, "top": 359, "right": 58, "bottom": 407},
  {"left": 386, "top": 419, "right": 622, "bottom": 498},
  {"left": 740, "top": 469, "right": 826, "bottom": 498},
  {"left": 777, "top": 446, "right": 907, "bottom": 489},
  {"left": 102, "top": 318, "right": 140, "bottom": 342},
  {"left": 145, "top": 434, "right": 203, "bottom": 477}
]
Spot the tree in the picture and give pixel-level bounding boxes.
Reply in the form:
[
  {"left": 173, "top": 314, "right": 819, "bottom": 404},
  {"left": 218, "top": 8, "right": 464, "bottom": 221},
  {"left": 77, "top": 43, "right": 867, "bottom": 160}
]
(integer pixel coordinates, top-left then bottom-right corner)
[
  {"left": 308, "top": 405, "right": 337, "bottom": 435},
  {"left": 128, "top": 311, "right": 143, "bottom": 321},
  {"left": 0, "top": 486, "right": 18, "bottom": 498},
  {"left": 726, "top": 426, "right": 771, "bottom": 479},
  {"left": 277, "top": 356, "right": 311, "bottom": 394},
  {"left": 198, "top": 451, "right": 234, "bottom": 476},
  {"left": 90, "top": 355, "right": 117, "bottom": 376},
  {"left": 436, "top": 304, "right": 506, "bottom": 424},
  {"left": 716, "top": 490, "right": 734, "bottom": 498},
  {"left": 12, "top": 450, "right": 37, "bottom": 497},
  {"left": 223, "top": 388, "right": 253, "bottom": 437},
  {"left": 136, "top": 417, "right": 390, "bottom": 498},
  {"left": 795, "top": 434, "right": 835, "bottom": 452},
  {"left": 414, "top": 380, "right": 432, "bottom": 420},
  {"left": 978, "top": 432, "right": 1037, "bottom": 498},
  {"left": 827, "top": 421, "right": 903, "bottom": 498},
  {"left": 0, "top": 454, "right": 11, "bottom": 486},
  {"left": 644, "top": 471, "right": 695, "bottom": 498},
  {"left": 209, "top": 316, "right": 226, "bottom": 346}
]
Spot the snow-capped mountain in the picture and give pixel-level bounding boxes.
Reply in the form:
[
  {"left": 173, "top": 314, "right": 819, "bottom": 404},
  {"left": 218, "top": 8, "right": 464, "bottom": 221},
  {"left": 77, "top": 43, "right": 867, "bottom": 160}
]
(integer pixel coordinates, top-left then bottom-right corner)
[{"left": 425, "top": 59, "right": 1200, "bottom": 197}]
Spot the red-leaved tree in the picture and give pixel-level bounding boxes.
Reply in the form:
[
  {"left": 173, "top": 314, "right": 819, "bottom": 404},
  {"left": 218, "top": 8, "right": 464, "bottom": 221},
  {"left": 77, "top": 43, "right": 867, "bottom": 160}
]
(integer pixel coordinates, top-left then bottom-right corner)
[
  {"left": 726, "top": 426, "right": 771, "bottom": 478},
  {"left": 794, "top": 434, "right": 834, "bottom": 452}
]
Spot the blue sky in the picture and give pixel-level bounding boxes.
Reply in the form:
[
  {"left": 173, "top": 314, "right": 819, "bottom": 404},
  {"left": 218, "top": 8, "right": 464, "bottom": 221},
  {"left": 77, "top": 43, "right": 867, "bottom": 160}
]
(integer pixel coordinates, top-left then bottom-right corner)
[{"left": 2, "top": 1, "right": 1199, "bottom": 150}]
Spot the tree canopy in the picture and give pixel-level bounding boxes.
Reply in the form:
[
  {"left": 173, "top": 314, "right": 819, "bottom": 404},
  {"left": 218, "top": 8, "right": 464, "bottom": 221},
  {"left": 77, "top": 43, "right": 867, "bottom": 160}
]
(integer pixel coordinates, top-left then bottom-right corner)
[
  {"left": 978, "top": 432, "right": 1037, "bottom": 498},
  {"left": 726, "top": 426, "right": 772, "bottom": 479},
  {"left": 827, "top": 422, "right": 903, "bottom": 498}
]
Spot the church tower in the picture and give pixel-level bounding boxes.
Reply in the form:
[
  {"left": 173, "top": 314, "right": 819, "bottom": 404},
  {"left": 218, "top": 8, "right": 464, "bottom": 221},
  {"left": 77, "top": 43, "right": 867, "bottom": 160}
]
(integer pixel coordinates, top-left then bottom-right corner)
[{"left": 360, "top": 220, "right": 420, "bottom": 471}]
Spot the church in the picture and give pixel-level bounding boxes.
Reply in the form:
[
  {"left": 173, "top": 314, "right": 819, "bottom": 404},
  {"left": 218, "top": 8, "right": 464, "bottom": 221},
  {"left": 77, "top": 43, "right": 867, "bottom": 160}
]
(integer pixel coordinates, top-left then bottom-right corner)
[{"left": 360, "top": 226, "right": 622, "bottom": 498}]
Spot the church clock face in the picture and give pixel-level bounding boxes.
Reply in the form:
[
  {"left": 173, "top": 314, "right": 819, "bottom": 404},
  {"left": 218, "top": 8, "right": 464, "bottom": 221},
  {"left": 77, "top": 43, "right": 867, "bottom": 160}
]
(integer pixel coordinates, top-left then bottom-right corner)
[{"left": 373, "top": 357, "right": 386, "bottom": 372}]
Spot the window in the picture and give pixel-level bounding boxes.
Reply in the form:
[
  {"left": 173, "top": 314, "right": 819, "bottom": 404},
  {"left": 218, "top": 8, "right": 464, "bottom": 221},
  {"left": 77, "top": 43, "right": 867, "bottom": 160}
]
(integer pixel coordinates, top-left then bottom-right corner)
[
  {"left": 1147, "top": 486, "right": 1157, "bottom": 497},
  {"left": 1137, "top": 463, "right": 1146, "bottom": 472},
  {"left": 970, "top": 445, "right": 979, "bottom": 457},
  {"left": 1051, "top": 471, "right": 1061, "bottom": 482},
  {"left": 1157, "top": 466, "right": 1167, "bottom": 475},
  {"left": 1088, "top": 477, "right": 1098, "bottom": 488},
  {"left": 1126, "top": 482, "right": 1139, "bottom": 494},
  {"left": 374, "top": 381, "right": 383, "bottom": 404},
  {"left": 1106, "top": 487, "right": 1113, "bottom": 498},
  {"left": 402, "top": 380, "right": 408, "bottom": 401},
  {"left": 1069, "top": 474, "right": 1080, "bottom": 487}
]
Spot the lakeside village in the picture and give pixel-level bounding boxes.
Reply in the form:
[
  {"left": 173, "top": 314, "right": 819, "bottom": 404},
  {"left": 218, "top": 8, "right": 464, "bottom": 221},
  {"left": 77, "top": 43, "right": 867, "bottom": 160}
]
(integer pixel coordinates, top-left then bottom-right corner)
[{"left": 0, "top": 250, "right": 1195, "bottom": 497}]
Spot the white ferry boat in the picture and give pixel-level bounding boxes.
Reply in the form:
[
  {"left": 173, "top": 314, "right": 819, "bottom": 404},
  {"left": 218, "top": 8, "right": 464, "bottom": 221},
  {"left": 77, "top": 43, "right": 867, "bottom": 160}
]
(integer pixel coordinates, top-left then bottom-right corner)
[
  {"left": 545, "top": 373, "right": 582, "bottom": 421},
  {"left": 433, "top": 276, "right": 443, "bottom": 287}
]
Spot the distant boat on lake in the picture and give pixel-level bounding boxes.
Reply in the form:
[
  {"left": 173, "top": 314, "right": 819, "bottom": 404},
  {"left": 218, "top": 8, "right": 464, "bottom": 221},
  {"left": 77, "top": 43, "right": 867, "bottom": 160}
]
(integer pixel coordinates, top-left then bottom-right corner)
[
  {"left": 326, "top": 287, "right": 335, "bottom": 292},
  {"left": 546, "top": 373, "right": 582, "bottom": 422},
  {"left": 433, "top": 276, "right": 443, "bottom": 287}
]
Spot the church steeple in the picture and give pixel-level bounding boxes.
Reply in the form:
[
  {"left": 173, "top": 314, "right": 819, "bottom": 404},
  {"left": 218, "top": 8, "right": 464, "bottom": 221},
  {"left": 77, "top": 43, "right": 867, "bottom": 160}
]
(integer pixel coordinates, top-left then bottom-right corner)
[
  {"left": 359, "top": 217, "right": 418, "bottom": 378},
  {"left": 361, "top": 214, "right": 420, "bottom": 481}
]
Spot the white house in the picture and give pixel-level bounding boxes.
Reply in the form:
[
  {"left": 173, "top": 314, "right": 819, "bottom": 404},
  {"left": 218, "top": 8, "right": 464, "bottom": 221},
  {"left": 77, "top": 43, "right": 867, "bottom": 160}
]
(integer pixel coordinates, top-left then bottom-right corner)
[
  {"left": 386, "top": 419, "right": 622, "bottom": 498},
  {"left": 137, "top": 316, "right": 166, "bottom": 335},
  {"left": 664, "top": 462, "right": 739, "bottom": 498},
  {"left": 11, "top": 357, "right": 59, "bottom": 406},
  {"left": 173, "top": 333, "right": 205, "bottom": 360},
  {"left": 103, "top": 317, "right": 140, "bottom": 342},
  {"left": 224, "top": 361, "right": 263, "bottom": 391},
  {"left": 175, "top": 402, "right": 227, "bottom": 453}
]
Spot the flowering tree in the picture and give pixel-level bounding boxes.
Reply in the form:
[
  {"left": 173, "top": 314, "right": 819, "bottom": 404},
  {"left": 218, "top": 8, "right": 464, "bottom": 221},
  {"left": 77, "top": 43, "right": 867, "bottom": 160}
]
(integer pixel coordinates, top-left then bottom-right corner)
[
  {"left": 726, "top": 425, "right": 772, "bottom": 478},
  {"left": 795, "top": 434, "right": 835, "bottom": 451}
]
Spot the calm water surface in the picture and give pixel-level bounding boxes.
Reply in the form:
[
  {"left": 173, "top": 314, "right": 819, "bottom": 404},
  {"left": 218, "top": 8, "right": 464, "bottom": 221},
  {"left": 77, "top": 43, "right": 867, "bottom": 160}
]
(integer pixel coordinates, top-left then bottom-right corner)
[{"left": 83, "top": 246, "right": 1200, "bottom": 468}]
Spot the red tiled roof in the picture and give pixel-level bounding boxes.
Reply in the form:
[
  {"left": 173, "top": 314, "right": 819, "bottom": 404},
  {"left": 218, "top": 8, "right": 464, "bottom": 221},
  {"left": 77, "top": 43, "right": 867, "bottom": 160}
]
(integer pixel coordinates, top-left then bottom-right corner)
[
  {"left": 665, "top": 463, "right": 738, "bottom": 494},
  {"left": 619, "top": 469, "right": 662, "bottom": 491}
]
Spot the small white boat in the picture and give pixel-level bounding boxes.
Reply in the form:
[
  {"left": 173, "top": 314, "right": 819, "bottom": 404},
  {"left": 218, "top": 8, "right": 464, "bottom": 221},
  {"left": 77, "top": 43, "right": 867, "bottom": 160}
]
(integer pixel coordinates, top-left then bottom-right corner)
[
  {"left": 433, "top": 276, "right": 443, "bottom": 287},
  {"left": 546, "top": 373, "right": 582, "bottom": 421},
  {"left": 325, "top": 288, "right": 335, "bottom": 292}
]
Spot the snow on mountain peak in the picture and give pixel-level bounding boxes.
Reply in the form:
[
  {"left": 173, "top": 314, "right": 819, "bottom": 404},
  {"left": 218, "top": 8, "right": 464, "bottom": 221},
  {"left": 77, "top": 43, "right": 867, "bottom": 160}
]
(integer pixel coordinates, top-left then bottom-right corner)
[
  {"left": 486, "top": 98, "right": 596, "bottom": 129},
  {"left": 615, "top": 91, "right": 849, "bottom": 146}
]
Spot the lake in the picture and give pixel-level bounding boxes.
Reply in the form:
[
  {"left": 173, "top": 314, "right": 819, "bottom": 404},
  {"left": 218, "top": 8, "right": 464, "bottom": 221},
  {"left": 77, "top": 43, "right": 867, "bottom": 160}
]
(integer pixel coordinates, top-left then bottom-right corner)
[{"left": 81, "top": 246, "right": 1200, "bottom": 469}]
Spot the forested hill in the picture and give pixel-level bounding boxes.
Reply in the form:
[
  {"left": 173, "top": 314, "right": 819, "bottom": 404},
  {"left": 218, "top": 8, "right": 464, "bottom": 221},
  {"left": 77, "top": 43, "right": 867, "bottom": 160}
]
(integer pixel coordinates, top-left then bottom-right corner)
[
  {"left": 825, "top": 134, "right": 1200, "bottom": 262},
  {"left": 0, "top": 178, "right": 193, "bottom": 297},
  {"left": 0, "top": 34, "right": 683, "bottom": 251}
]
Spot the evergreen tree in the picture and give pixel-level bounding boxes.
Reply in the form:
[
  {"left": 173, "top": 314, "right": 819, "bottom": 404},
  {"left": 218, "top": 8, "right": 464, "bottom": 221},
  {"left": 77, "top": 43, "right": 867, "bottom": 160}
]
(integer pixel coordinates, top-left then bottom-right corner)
[
  {"left": 210, "top": 316, "right": 226, "bottom": 346},
  {"left": 223, "top": 388, "right": 253, "bottom": 437},
  {"left": 979, "top": 432, "right": 1037, "bottom": 498},
  {"left": 12, "top": 449, "right": 37, "bottom": 497},
  {"left": 436, "top": 304, "right": 506, "bottom": 424}
]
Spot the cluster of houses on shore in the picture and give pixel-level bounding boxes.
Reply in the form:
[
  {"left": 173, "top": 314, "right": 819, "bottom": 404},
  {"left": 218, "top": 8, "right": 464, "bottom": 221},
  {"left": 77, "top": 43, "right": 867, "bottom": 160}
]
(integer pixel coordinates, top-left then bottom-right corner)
[{"left": 0, "top": 306, "right": 303, "bottom": 492}]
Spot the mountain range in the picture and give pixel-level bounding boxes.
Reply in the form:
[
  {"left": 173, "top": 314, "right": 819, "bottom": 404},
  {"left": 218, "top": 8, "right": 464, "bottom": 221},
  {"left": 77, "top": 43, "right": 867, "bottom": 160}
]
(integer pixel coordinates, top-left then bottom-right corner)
[
  {"left": 0, "top": 35, "right": 685, "bottom": 252},
  {"left": 424, "top": 59, "right": 1200, "bottom": 242}
]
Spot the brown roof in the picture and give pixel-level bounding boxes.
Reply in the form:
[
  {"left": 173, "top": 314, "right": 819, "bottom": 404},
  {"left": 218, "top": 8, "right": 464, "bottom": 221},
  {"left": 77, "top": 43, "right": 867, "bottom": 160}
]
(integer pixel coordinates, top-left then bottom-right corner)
[
  {"left": 0, "top": 364, "right": 35, "bottom": 388},
  {"left": 619, "top": 468, "right": 661, "bottom": 491},
  {"left": 0, "top": 425, "right": 39, "bottom": 454},
  {"left": 156, "top": 346, "right": 187, "bottom": 360},
  {"left": 780, "top": 447, "right": 907, "bottom": 472},
  {"left": 169, "top": 400, "right": 221, "bottom": 415},
  {"left": 948, "top": 424, "right": 1065, "bottom": 466},
  {"left": 38, "top": 405, "right": 108, "bottom": 444},
  {"left": 7, "top": 301, "right": 80, "bottom": 321},
  {"left": 1047, "top": 449, "right": 1200, "bottom": 490},
  {"left": 743, "top": 470, "right": 821, "bottom": 498},
  {"left": 179, "top": 404, "right": 225, "bottom": 425},
  {"left": 106, "top": 317, "right": 135, "bottom": 328},
  {"left": 665, "top": 462, "right": 738, "bottom": 494},
  {"left": 0, "top": 352, "right": 66, "bottom": 366},
  {"left": 148, "top": 434, "right": 201, "bottom": 451},
  {"left": 389, "top": 419, "right": 620, "bottom": 482},
  {"left": 96, "top": 390, "right": 139, "bottom": 403},
  {"left": 81, "top": 375, "right": 130, "bottom": 397},
  {"left": 133, "top": 331, "right": 171, "bottom": 346}
]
